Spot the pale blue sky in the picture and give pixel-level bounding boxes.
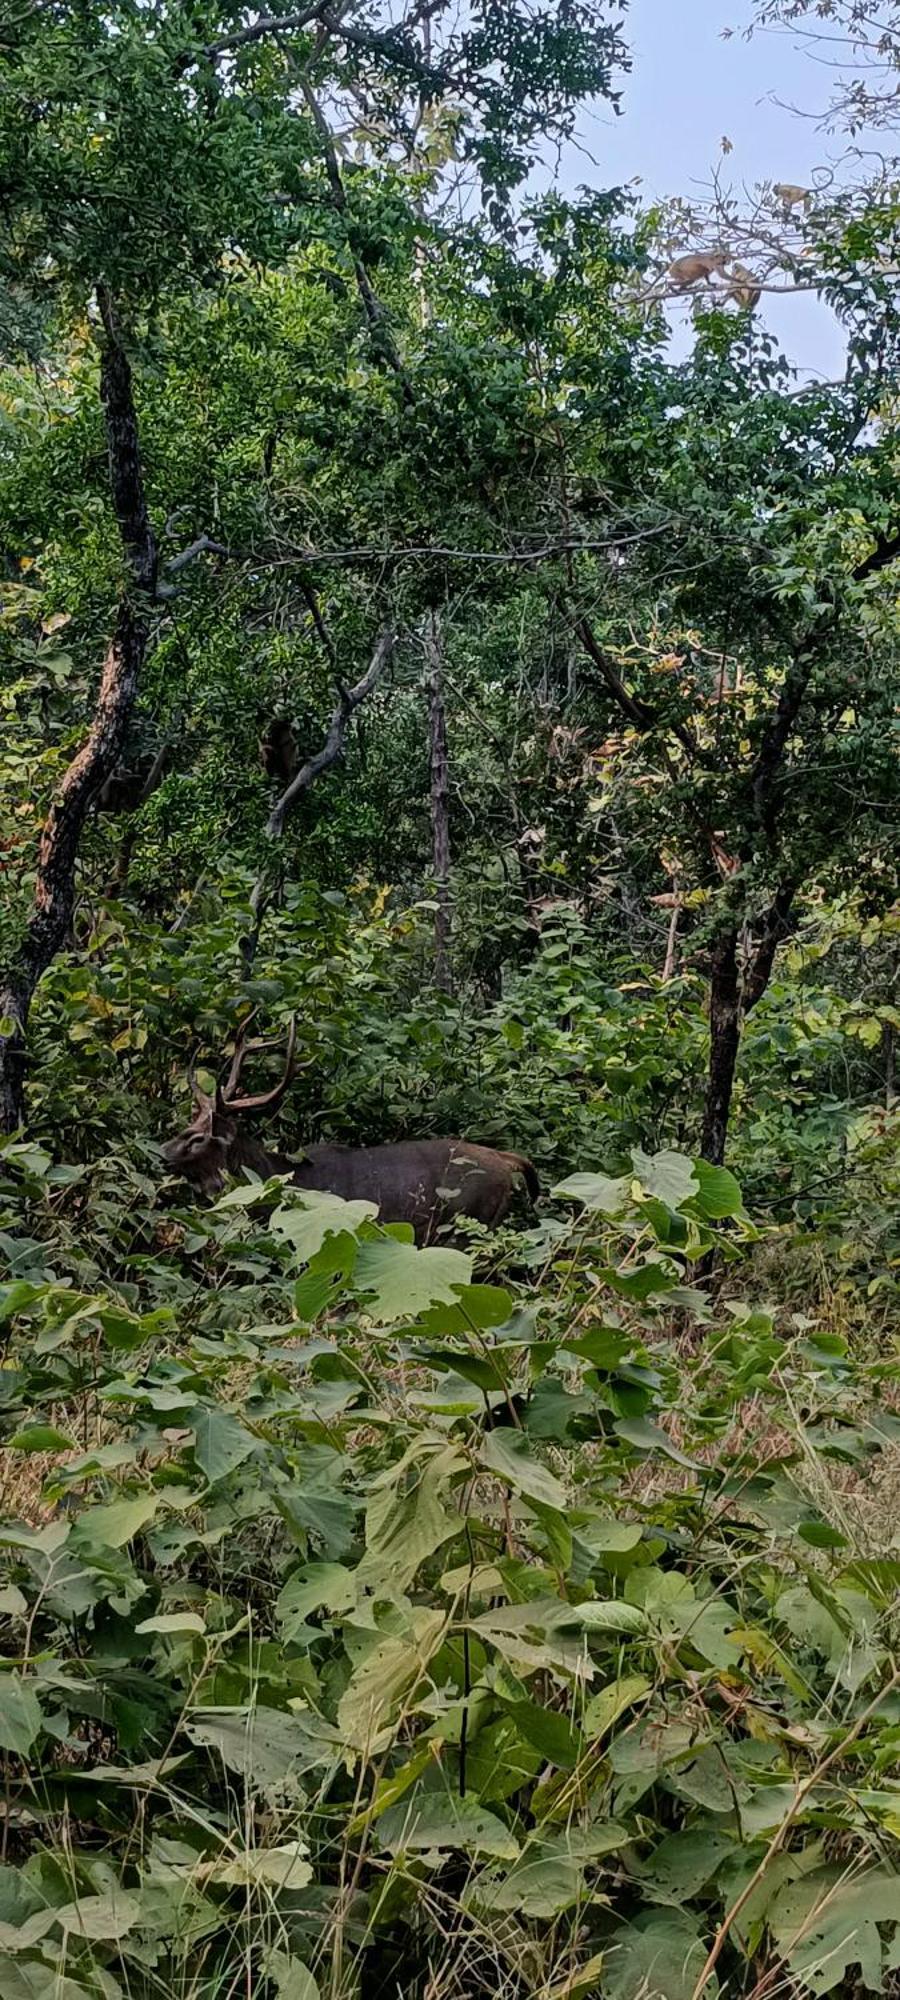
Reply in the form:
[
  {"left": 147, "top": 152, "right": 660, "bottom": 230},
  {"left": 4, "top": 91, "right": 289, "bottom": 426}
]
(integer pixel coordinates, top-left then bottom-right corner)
[{"left": 565, "top": 0, "right": 856, "bottom": 380}]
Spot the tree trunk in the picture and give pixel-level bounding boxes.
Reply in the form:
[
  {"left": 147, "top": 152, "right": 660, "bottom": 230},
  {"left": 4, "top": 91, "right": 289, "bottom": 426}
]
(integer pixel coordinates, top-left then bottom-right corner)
[
  {"left": 701, "top": 928, "right": 741, "bottom": 1165},
  {"left": 425, "top": 614, "right": 452, "bottom": 994},
  {"left": 0, "top": 289, "right": 156, "bottom": 1132}
]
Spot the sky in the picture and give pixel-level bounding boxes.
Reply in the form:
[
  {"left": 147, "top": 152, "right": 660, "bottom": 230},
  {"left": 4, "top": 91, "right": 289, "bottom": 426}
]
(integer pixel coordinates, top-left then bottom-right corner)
[{"left": 562, "top": 0, "right": 856, "bottom": 381}]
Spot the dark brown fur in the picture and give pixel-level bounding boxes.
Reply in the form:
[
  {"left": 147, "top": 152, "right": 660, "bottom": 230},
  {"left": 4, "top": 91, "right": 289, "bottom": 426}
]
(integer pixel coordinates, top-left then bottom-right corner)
[{"left": 162, "top": 1101, "right": 538, "bottom": 1241}]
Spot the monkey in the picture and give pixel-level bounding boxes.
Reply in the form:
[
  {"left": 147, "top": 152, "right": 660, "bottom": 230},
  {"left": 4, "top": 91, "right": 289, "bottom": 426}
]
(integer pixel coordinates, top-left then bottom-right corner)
[
  {"left": 667, "top": 251, "right": 730, "bottom": 291},
  {"left": 96, "top": 766, "right": 149, "bottom": 814},
  {"left": 259, "top": 715, "right": 298, "bottom": 790},
  {"left": 773, "top": 183, "right": 809, "bottom": 209},
  {"left": 729, "top": 261, "right": 761, "bottom": 312}
]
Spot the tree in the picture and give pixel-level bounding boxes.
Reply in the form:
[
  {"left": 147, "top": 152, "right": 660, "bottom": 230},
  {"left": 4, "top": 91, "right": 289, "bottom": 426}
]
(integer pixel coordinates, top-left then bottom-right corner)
[{"left": 0, "top": 0, "right": 629, "bottom": 1129}]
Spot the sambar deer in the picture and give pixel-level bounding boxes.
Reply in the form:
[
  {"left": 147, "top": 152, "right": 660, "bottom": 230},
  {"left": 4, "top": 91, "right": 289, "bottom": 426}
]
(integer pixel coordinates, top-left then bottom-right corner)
[{"left": 160, "top": 1019, "right": 538, "bottom": 1241}]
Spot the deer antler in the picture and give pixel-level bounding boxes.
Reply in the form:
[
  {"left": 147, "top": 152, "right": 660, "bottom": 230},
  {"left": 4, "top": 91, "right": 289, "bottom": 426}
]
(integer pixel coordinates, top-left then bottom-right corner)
[
  {"left": 218, "top": 1015, "right": 298, "bottom": 1113},
  {"left": 187, "top": 1058, "right": 215, "bottom": 1116}
]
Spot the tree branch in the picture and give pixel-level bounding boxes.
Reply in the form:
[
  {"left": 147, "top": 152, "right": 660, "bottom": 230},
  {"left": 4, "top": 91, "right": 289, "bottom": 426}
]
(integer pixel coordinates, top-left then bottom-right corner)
[
  {"left": 743, "top": 882, "right": 797, "bottom": 1012},
  {"left": 266, "top": 624, "right": 394, "bottom": 836},
  {"left": 296, "top": 72, "right": 416, "bottom": 403},
  {"left": 164, "top": 532, "right": 229, "bottom": 578},
  {"left": 574, "top": 614, "right": 711, "bottom": 766}
]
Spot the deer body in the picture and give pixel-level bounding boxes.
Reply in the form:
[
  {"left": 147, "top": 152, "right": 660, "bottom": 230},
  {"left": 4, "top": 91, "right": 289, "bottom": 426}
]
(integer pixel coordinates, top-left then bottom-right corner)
[
  {"left": 160, "top": 1022, "right": 538, "bottom": 1240},
  {"left": 233, "top": 1132, "right": 536, "bottom": 1237}
]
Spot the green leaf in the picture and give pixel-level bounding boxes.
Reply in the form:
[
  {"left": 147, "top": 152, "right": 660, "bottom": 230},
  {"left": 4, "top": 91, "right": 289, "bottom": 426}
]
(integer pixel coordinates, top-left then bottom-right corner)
[
  {"left": 357, "top": 1440, "right": 465, "bottom": 1593},
  {"left": 769, "top": 1865, "right": 899, "bottom": 1996},
  {"left": 614, "top": 1418, "right": 699, "bottom": 1468},
  {"left": 797, "top": 1520, "right": 847, "bottom": 1550},
  {"left": 0, "top": 1676, "right": 42, "bottom": 1756},
  {"left": 481, "top": 1428, "right": 567, "bottom": 1509},
  {"left": 273, "top": 1192, "right": 376, "bottom": 1263},
  {"left": 205, "top": 1844, "right": 312, "bottom": 1890},
  {"left": 278, "top": 1481, "right": 357, "bottom": 1560},
  {"left": 276, "top": 1564, "right": 356, "bottom": 1644},
  {"left": 292, "top": 1271, "right": 338, "bottom": 1321},
  {"left": 75, "top": 1492, "right": 159, "bottom": 1549},
  {"left": 552, "top": 1172, "right": 629, "bottom": 1213},
  {"left": 378, "top": 1791, "right": 520, "bottom": 1860},
  {"left": 265, "top": 1953, "right": 320, "bottom": 2000},
  {"left": 338, "top": 1610, "right": 447, "bottom": 1753},
  {"left": 55, "top": 1889, "right": 141, "bottom": 1941},
  {"left": 7, "top": 1425, "right": 74, "bottom": 1452},
  {"left": 464, "top": 1842, "right": 586, "bottom": 1917},
  {"left": 186, "top": 1705, "right": 342, "bottom": 1789},
  {"left": 639, "top": 1830, "right": 735, "bottom": 1904},
  {"left": 193, "top": 1408, "right": 255, "bottom": 1485},
  {"left": 413, "top": 1284, "right": 514, "bottom": 1334},
  {"left": 631, "top": 1149, "right": 699, "bottom": 1209},
  {"left": 354, "top": 1239, "right": 472, "bottom": 1321},
  {"left": 583, "top": 1672, "right": 652, "bottom": 1741},
  {"left": 690, "top": 1159, "right": 746, "bottom": 1219},
  {"left": 603, "top": 1908, "right": 718, "bottom": 1999},
  {"left": 135, "top": 1612, "right": 206, "bottom": 1637},
  {"left": 507, "top": 1700, "right": 582, "bottom": 1769}
]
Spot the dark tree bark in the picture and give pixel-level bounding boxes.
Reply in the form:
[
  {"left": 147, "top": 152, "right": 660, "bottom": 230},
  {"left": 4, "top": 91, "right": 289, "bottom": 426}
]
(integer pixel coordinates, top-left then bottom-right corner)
[
  {"left": 701, "top": 928, "right": 741, "bottom": 1165},
  {"left": 425, "top": 614, "right": 452, "bottom": 994},
  {"left": 700, "top": 884, "right": 797, "bottom": 1163},
  {"left": 0, "top": 288, "right": 157, "bottom": 1132}
]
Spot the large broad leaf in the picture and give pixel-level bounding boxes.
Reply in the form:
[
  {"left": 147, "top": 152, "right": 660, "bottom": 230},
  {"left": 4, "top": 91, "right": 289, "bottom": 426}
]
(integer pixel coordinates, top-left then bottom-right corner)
[
  {"left": 0, "top": 1962, "right": 99, "bottom": 2000},
  {"left": 690, "top": 1159, "right": 746, "bottom": 1219},
  {"left": 507, "top": 1700, "right": 582, "bottom": 1769},
  {"left": 185, "top": 1705, "right": 342, "bottom": 1790},
  {"left": 638, "top": 1830, "right": 735, "bottom": 1905},
  {"left": 464, "top": 1845, "right": 585, "bottom": 1917},
  {"left": 481, "top": 1428, "right": 567, "bottom": 1510},
  {"left": 74, "top": 1492, "right": 159, "bottom": 1550},
  {"left": 272, "top": 1192, "right": 376, "bottom": 1264},
  {"left": 337, "top": 1609, "right": 447, "bottom": 1753},
  {"left": 468, "top": 1599, "right": 596, "bottom": 1680},
  {"left": 276, "top": 1564, "right": 357, "bottom": 1644},
  {"left": 0, "top": 1677, "right": 42, "bottom": 1756},
  {"left": 604, "top": 1908, "right": 718, "bottom": 2000},
  {"left": 631, "top": 1149, "right": 699, "bottom": 1210},
  {"left": 265, "top": 1953, "right": 320, "bottom": 2000},
  {"left": 552, "top": 1172, "right": 629, "bottom": 1214},
  {"left": 193, "top": 1408, "right": 255, "bottom": 1485},
  {"left": 357, "top": 1441, "right": 465, "bottom": 1593},
  {"left": 378, "top": 1791, "right": 519, "bottom": 1860},
  {"left": 278, "top": 1481, "right": 358, "bottom": 1560},
  {"left": 55, "top": 1889, "right": 141, "bottom": 1941},
  {"left": 583, "top": 1672, "right": 652, "bottom": 1742},
  {"left": 614, "top": 1418, "right": 699, "bottom": 1469},
  {"left": 354, "top": 1240, "right": 472, "bottom": 1322},
  {"left": 412, "top": 1285, "right": 515, "bottom": 1335},
  {"left": 467, "top": 1826, "right": 627, "bottom": 1916},
  {"left": 202, "top": 1844, "right": 312, "bottom": 1890},
  {"left": 768, "top": 1865, "right": 900, "bottom": 1996}
]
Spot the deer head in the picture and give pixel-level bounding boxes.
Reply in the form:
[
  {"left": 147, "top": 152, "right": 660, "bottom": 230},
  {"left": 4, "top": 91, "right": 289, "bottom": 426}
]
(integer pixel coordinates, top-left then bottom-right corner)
[{"left": 161, "top": 1016, "right": 297, "bottom": 1197}]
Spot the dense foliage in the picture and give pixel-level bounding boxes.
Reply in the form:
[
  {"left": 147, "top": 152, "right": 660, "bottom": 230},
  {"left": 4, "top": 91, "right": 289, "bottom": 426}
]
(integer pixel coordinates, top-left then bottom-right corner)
[{"left": 0, "top": 1, "right": 899, "bottom": 1994}]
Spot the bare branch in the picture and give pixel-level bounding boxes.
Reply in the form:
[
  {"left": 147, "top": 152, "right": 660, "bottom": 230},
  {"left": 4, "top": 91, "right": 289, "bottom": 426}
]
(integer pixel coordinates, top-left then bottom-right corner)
[
  {"left": 164, "top": 533, "right": 229, "bottom": 577},
  {"left": 195, "top": 5, "right": 323, "bottom": 67},
  {"left": 267, "top": 624, "right": 395, "bottom": 836}
]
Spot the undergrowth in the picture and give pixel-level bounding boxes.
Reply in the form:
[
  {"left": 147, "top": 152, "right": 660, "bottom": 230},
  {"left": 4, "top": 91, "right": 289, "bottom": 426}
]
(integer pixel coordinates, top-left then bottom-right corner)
[{"left": 0, "top": 1141, "right": 899, "bottom": 1998}]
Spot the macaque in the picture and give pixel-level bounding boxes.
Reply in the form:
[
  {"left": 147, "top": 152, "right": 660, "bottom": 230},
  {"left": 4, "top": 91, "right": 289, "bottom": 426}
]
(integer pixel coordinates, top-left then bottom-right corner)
[
  {"left": 729, "top": 262, "right": 761, "bottom": 311},
  {"left": 667, "top": 251, "right": 730, "bottom": 290},
  {"left": 773, "top": 183, "right": 809, "bottom": 208},
  {"left": 259, "top": 715, "right": 298, "bottom": 789},
  {"left": 97, "top": 760, "right": 156, "bottom": 814}
]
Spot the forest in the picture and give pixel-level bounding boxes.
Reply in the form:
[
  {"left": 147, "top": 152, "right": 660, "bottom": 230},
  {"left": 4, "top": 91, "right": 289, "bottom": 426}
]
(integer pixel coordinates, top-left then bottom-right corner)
[{"left": 0, "top": 0, "right": 899, "bottom": 1994}]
